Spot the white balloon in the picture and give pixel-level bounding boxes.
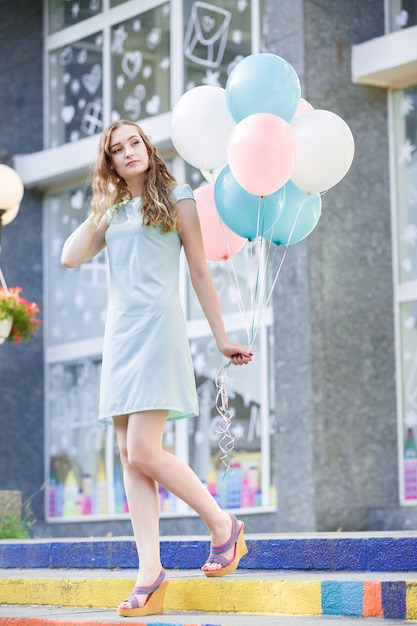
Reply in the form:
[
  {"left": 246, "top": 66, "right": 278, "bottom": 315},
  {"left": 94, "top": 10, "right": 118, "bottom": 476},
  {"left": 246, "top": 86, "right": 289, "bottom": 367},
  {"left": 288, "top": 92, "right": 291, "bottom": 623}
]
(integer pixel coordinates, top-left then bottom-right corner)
[
  {"left": 290, "top": 110, "right": 355, "bottom": 193},
  {"left": 170, "top": 86, "right": 236, "bottom": 171}
]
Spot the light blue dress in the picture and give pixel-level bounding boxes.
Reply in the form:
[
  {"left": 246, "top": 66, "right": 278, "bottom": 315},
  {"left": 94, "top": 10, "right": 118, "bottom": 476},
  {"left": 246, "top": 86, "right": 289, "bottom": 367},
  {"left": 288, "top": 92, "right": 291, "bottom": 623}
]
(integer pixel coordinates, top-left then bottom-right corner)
[{"left": 98, "top": 183, "right": 199, "bottom": 425}]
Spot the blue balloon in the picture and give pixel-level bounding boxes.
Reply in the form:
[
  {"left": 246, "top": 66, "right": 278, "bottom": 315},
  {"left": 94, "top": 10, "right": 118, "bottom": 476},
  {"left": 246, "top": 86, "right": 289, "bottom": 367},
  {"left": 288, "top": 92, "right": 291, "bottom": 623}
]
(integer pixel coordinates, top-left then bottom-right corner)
[
  {"left": 269, "top": 180, "right": 322, "bottom": 246},
  {"left": 226, "top": 53, "right": 301, "bottom": 123},
  {"left": 214, "top": 166, "right": 284, "bottom": 240}
]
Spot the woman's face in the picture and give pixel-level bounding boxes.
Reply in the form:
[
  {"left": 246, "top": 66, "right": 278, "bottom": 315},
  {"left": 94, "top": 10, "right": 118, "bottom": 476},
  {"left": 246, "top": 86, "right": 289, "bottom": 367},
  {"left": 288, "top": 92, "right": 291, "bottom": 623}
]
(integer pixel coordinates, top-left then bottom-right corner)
[{"left": 109, "top": 125, "right": 150, "bottom": 183}]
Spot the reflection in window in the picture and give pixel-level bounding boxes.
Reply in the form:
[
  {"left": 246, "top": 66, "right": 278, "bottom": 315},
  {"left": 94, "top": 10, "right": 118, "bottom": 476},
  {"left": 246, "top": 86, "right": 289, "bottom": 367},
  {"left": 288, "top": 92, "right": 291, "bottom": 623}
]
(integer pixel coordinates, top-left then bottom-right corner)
[
  {"left": 48, "top": 34, "right": 103, "bottom": 147},
  {"left": 45, "top": 188, "right": 108, "bottom": 346},
  {"left": 393, "top": 87, "right": 417, "bottom": 284},
  {"left": 110, "top": 4, "right": 170, "bottom": 123},
  {"left": 48, "top": 0, "right": 103, "bottom": 35}
]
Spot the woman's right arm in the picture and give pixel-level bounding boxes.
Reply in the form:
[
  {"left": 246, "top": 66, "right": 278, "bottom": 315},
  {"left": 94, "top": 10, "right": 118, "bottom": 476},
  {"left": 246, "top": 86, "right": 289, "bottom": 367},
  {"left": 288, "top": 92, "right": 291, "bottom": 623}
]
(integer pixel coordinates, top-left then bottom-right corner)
[{"left": 61, "top": 214, "right": 107, "bottom": 268}]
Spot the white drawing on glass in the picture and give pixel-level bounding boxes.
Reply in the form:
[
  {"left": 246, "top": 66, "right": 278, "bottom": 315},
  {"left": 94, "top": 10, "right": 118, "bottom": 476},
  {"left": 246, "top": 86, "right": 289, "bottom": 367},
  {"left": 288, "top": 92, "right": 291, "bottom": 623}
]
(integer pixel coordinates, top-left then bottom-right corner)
[
  {"left": 112, "top": 25, "right": 128, "bottom": 54},
  {"left": 63, "top": 72, "right": 71, "bottom": 85},
  {"left": 160, "top": 58, "right": 170, "bottom": 71},
  {"left": 81, "top": 64, "right": 102, "bottom": 95},
  {"left": 232, "top": 421, "right": 245, "bottom": 441},
  {"left": 143, "top": 65, "right": 152, "bottom": 79},
  {"left": 90, "top": 0, "right": 100, "bottom": 11},
  {"left": 71, "top": 79, "right": 81, "bottom": 95},
  {"left": 133, "top": 19, "right": 141, "bottom": 32},
  {"left": 184, "top": 1, "right": 231, "bottom": 69},
  {"left": 70, "top": 131, "right": 80, "bottom": 142},
  {"left": 232, "top": 30, "right": 243, "bottom": 45},
  {"left": 402, "top": 224, "right": 417, "bottom": 244},
  {"left": 121, "top": 51, "right": 142, "bottom": 80},
  {"left": 78, "top": 98, "right": 86, "bottom": 109},
  {"left": 70, "top": 189, "right": 84, "bottom": 210},
  {"left": 80, "top": 99, "right": 103, "bottom": 135},
  {"left": 74, "top": 288, "right": 86, "bottom": 310},
  {"left": 147, "top": 27, "right": 162, "bottom": 50},
  {"left": 399, "top": 138, "right": 416, "bottom": 164},
  {"left": 402, "top": 258, "right": 413, "bottom": 273},
  {"left": 401, "top": 94, "right": 415, "bottom": 116},
  {"left": 59, "top": 46, "right": 73, "bottom": 66},
  {"left": 116, "top": 75, "right": 125, "bottom": 90},
  {"left": 124, "top": 95, "right": 142, "bottom": 120},
  {"left": 50, "top": 77, "right": 58, "bottom": 90},
  {"left": 395, "top": 9, "right": 409, "bottom": 27},
  {"left": 61, "top": 105, "right": 75, "bottom": 125},
  {"left": 202, "top": 69, "right": 221, "bottom": 86},
  {"left": 145, "top": 94, "right": 160, "bottom": 115},
  {"left": 77, "top": 49, "right": 88, "bottom": 64},
  {"left": 95, "top": 34, "right": 103, "bottom": 47},
  {"left": 237, "top": 0, "right": 248, "bottom": 11}
]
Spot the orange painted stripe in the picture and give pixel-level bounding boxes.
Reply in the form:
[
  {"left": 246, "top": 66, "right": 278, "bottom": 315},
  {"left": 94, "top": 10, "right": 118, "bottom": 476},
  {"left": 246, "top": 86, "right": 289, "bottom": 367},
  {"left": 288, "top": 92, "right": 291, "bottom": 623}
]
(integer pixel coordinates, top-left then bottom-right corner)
[{"left": 363, "top": 581, "right": 383, "bottom": 618}]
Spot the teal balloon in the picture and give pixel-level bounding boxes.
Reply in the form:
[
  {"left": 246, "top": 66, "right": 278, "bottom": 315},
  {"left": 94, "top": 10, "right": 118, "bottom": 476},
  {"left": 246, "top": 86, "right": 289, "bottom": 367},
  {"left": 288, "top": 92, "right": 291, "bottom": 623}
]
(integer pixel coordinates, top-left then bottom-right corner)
[
  {"left": 269, "top": 181, "right": 322, "bottom": 246},
  {"left": 226, "top": 53, "right": 301, "bottom": 123},
  {"left": 214, "top": 166, "right": 285, "bottom": 240}
]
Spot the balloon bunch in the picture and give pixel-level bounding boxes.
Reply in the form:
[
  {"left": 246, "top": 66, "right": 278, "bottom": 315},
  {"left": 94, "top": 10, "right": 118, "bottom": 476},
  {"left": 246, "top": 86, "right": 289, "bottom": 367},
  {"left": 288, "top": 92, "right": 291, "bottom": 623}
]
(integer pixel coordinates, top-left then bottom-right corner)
[
  {"left": 170, "top": 53, "right": 355, "bottom": 342},
  {"left": 170, "top": 53, "right": 355, "bottom": 468}
]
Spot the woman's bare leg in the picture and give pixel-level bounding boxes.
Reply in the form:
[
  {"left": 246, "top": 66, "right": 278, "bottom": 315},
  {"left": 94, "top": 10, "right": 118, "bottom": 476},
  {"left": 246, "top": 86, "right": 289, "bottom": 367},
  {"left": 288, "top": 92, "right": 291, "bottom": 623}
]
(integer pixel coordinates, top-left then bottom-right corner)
[{"left": 115, "top": 409, "right": 238, "bottom": 609}]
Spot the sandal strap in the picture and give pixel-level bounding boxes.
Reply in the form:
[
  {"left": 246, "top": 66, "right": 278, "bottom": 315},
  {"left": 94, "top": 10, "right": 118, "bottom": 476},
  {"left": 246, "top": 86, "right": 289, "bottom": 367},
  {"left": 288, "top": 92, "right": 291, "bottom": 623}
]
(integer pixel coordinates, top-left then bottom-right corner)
[
  {"left": 209, "top": 515, "right": 239, "bottom": 557},
  {"left": 124, "top": 569, "right": 166, "bottom": 608}
]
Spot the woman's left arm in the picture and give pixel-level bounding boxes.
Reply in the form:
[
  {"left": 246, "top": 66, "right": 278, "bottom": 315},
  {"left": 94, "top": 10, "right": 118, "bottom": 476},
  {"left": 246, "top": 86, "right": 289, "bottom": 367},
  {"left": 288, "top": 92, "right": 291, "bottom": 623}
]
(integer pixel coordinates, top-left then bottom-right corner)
[{"left": 177, "top": 198, "right": 253, "bottom": 366}]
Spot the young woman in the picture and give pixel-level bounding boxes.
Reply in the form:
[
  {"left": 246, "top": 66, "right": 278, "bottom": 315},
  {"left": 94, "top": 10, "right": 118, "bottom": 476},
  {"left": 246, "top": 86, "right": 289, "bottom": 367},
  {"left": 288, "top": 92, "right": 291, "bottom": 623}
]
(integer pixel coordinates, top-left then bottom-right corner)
[{"left": 61, "top": 120, "right": 253, "bottom": 617}]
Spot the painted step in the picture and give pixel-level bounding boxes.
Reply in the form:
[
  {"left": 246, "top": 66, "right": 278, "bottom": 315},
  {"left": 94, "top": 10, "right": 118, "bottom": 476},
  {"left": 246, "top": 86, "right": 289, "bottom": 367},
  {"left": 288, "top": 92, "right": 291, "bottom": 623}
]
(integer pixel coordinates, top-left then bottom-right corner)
[
  {"left": 0, "top": 569, "right": 417, "bottom": 620},
  {"left": 1, "top": 533, "right": 417, "bottom": 571}
]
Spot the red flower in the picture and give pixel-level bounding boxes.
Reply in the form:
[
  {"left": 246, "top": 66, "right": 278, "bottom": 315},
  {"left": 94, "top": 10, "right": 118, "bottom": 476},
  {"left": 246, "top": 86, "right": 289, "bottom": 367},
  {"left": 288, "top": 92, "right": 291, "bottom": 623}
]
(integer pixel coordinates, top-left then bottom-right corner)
[{"left": 0, "top": 286, "right": 42, "bottom": 343}]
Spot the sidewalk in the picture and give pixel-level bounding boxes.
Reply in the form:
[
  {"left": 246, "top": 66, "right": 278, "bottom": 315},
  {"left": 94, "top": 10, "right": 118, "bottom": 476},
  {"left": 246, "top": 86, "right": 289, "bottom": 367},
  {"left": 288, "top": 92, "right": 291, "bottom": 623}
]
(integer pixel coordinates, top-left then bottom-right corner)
[{"left": 0, "top": 604, "right": 414, "bottom": 626}]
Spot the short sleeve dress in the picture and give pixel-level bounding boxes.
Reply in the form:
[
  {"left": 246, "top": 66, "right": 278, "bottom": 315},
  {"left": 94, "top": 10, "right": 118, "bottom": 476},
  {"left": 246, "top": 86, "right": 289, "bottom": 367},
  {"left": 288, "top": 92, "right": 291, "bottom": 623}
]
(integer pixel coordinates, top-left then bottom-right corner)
[{"left": 98, "top": 183, "right": 199, "bottom": 425}]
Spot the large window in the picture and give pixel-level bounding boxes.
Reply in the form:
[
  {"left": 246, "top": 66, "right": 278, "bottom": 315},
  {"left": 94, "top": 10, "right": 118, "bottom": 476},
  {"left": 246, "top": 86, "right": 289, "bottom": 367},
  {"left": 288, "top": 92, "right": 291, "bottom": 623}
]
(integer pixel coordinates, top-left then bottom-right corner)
[
  {"left": 392, "top": 85, "right": 417, "bottom": 504},
  {"left": 44, "top": 0, "right": 272, "bottom": 522}
]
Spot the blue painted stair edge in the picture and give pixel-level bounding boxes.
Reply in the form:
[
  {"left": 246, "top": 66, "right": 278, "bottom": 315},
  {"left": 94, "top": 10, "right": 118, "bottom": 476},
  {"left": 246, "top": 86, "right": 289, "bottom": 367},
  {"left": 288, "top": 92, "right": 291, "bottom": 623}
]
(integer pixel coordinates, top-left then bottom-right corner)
[{"left": 1, "top": 535, "right": 417, "bottom": 571}]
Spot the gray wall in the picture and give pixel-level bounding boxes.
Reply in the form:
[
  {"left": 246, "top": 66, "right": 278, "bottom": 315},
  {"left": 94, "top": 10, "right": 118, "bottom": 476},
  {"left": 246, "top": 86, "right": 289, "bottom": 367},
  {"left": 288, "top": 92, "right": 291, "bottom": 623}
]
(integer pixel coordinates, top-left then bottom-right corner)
[{"left": 0, "top": 1, "right": 44, "bottom": 524}]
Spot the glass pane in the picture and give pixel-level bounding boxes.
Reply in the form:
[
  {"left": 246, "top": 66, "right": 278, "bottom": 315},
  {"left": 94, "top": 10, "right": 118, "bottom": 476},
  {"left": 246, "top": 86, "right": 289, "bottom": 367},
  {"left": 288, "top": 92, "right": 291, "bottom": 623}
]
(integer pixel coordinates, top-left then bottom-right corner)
[
  {"left": 48, "top": 33, "right": 103, "bottom": 147},
  {"left": 48, "top": 0, "right": 103, "bottom": 34},
  {"left": 47, "top": 358, "right": 110, "bottom": 518},
  {"left": 389, "top": 0, "right": 417, "bottom": 31},
  {"left": 393, "top": 86, "right": 417, "bottom": 284},
  {"left": 399, "top": 301, "right": 417, "bottom": 501},
  {"left": 110, "top": 5, "right": 170, "bottom": 123},
  {"left": 188, "top": 329, "right": 275, "bottom": 509},
  {"left": 45, "top": 188, "right": 108, "bottom": 346},
  {"left": 183, "top": 0, "right": 252, "bottom": 88}
]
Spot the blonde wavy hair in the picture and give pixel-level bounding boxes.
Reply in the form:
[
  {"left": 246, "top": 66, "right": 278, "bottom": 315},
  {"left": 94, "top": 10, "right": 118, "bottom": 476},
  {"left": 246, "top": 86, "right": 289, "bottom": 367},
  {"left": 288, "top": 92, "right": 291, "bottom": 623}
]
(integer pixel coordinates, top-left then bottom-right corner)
[{"left": 90, "top": 120, "right": 178, "bottom": 232}]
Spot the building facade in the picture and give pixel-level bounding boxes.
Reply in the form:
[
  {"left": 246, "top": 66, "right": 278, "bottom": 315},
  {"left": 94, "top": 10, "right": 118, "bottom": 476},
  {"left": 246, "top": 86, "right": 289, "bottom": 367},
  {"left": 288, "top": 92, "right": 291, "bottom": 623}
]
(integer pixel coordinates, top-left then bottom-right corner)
[{"left": 0, "top": 0, "right": 416, "bottom": 537}]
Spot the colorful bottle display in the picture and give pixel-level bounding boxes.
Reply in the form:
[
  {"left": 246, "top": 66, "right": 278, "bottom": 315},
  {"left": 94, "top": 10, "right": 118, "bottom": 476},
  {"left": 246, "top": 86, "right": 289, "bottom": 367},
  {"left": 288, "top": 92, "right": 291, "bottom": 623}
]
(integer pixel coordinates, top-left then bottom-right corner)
[{"left": 404, "top": 427, "right": 417, "bottom": 499}]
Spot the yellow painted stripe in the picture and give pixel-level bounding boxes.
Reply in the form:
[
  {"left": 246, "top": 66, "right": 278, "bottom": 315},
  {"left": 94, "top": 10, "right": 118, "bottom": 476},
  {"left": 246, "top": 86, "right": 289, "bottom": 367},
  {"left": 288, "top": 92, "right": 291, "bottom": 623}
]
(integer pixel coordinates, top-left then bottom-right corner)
[
  {"left": 406, "top": 582, "right": 417, "bottom": 620},
  {"left": 1, "top": 577, "right": 322, "bottom": 615}
]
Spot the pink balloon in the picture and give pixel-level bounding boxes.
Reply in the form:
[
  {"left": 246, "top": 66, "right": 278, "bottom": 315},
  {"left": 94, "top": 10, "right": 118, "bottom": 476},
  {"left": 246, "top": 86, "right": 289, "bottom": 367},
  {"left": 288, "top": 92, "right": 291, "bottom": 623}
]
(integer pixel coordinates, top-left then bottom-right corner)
[
  {"left": 194, "top": 184, "right": 246, "bottom": 261},
  {"left": 227, "top": 113, "right": 297, "bottom": 196},
  {"left": 293, "top": 97, "right": 314, "bottom": 118}
]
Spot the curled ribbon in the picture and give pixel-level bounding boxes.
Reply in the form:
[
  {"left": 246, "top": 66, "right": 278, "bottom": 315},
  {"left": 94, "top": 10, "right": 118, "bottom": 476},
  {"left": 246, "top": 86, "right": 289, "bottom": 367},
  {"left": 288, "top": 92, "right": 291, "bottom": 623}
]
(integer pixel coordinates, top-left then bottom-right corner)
[{"left": 215, "top": 360, "right": 235, "bottom": 472}]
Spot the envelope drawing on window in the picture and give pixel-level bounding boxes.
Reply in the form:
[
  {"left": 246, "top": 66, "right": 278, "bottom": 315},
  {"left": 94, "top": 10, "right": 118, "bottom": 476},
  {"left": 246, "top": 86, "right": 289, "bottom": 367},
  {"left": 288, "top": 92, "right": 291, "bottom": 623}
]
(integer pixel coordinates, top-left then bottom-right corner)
[{"left": 184, "top": 2, "right": 231, "bottom": 69}]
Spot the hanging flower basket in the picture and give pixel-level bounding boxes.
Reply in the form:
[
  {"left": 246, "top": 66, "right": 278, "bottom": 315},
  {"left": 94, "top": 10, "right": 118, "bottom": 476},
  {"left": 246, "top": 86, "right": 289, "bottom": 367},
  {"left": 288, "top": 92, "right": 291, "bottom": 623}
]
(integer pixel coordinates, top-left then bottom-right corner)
[
  {"left": 0, "top": 315, "right": 13, "bottom": 344},
  {"left": 0, "top": 286, "right": 42, "bottom": 344}
]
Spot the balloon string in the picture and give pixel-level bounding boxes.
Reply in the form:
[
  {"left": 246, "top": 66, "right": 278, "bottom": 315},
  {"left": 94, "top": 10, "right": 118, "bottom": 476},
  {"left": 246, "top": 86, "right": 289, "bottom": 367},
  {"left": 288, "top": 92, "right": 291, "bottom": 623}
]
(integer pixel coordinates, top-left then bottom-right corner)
[
  {"left": 249, "top": 191, "right": 306, "bottom": 345},
  {"left": 215, "top": 360, "right": 235, "bottom": 472},
  {"left": 0, "top": 265, "right": 9, "bottom": 295}
]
